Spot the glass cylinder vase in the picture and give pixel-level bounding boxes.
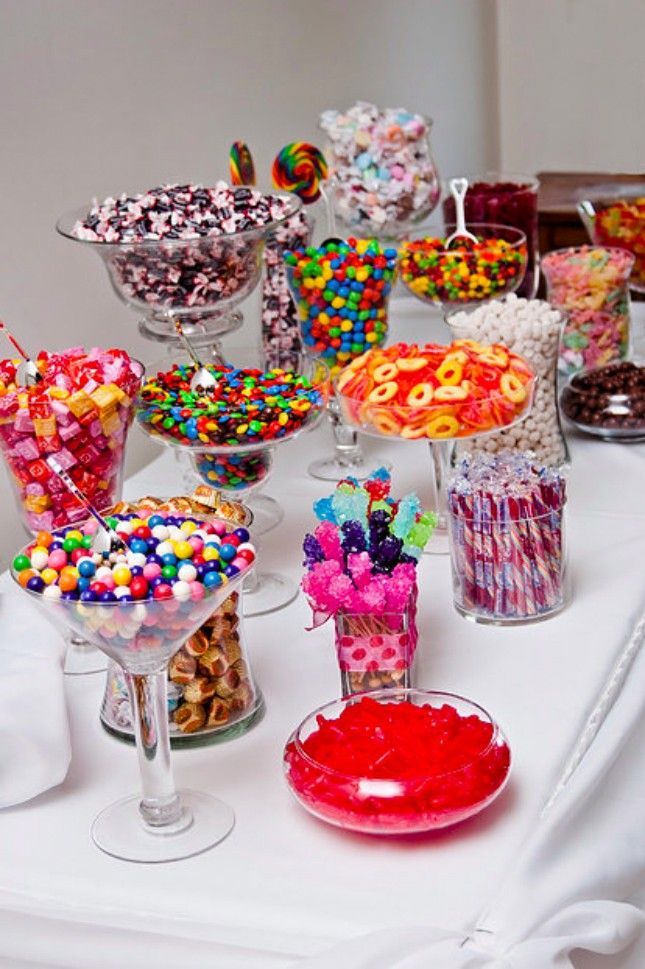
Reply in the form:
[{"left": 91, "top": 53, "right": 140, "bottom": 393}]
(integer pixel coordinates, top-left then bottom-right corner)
[
  {"left": 541, "top": 246, "right": 635, "bottom": 376},
  {"left": 333, "top": 586, "right": 418, "bottom": 696},
  {"left": 447, "top": 296, "right": 569, "bottom": 467},
  {"left": 101, "top": 589, "right": 264, "bottom": 747}
]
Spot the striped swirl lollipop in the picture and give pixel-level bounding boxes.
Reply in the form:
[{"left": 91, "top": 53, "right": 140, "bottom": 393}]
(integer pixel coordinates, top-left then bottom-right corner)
[
  {"left": 272, "top": 142, "right": 328, "bottom": 204},
  {"left": 229, "top": 141, "right": 256, "bottom": 186}
]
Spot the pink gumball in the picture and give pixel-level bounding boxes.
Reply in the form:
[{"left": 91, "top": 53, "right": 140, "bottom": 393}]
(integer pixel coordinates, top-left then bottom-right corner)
[
  {"left": 190, "top": 581, "right": 205, "bottom": 601},
  {"left": 48, "top": 549, "right": 68, "bottom": 571},
  {"left": 143, "top": 563, "right": 162, "bottom": 580}
]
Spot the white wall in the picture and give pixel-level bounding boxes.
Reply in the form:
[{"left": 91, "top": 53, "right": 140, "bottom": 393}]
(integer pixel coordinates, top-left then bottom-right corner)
[
  {"left": 497, "top": 0, "right": 645, "bottom": 172},
  {"left": 0, "top": 0, "right": 498, "bottom": 564}
]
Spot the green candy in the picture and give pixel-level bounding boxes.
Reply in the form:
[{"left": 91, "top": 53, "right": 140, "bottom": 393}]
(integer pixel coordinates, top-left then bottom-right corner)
[
  {"left": 12, "top": 554, "right": 31, "bottom": 572},
  {"left": 161, "top": 565, "right": 177, "bottom": 579},
  {"left": 63, "top": 537, "right": 80, "bottom": 553}
]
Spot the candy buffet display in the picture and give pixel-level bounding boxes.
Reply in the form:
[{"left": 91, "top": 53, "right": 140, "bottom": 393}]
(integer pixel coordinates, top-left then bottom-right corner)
[
  {"left": 302, "top": 469, "right": 434, "bottom": 695},
  {"left": 285, "top": 237, "right": 398, "bottom": 481},
  {"left": 262, "top": 209, "right": 313, "bottom": 369},
  {"left": 399, "top": 225, "right": 527, "bottom": 308},
  {"left": 443, "top": 174, "right": 539, "bottom": 297},
  {"left": 336, "top": 341, "right": 536, "bottom": 553},
  {"left": 12, "top": 507, "right": 256, "bottom": 862},
  {"left": 578, "top": 191, "right": 645, "bottom": 293},
  {"left": 319, "top": 101, "right": 440, "bottom": 238},
  {"left": 283, "top": 690, "right": 511, "bottom": 834},
  {"left": 57, "top": 182, "right": 300, "bottom": 355},
  {"left": 448, "top": 295, "right": 568, "bottom": 467},
  {"left": 448, "top": 451, "right": 567, "bottom": 625},
  {"left": 0, "top": 346, "right": 142, "bottom": 534},
  {"left": 541, "top": 246, "right": 634, "bottom": 375},
  {"left": 137, "top": 359, "right": 328, "bottom": 614},
  {"left": 560, "top": 361, "right": 645, "bottom": 441}
]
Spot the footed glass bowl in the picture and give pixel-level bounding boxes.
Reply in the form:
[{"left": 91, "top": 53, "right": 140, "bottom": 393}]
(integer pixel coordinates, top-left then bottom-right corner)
[
  {"left": 560, "top": 361, "right": 645, "bottom": 442},
  {"left": 284, "top": 689, "right": 511, "bottom": 835},
  {"left": 57, "top": 191, "right": 301, "bottom": 347},
  {"left": 399, "top": 223, "right": 527, "bottom": 311}
]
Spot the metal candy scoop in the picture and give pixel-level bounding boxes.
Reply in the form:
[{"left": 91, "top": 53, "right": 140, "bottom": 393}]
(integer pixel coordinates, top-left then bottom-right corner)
[
  {"left": 445, "top": 178, "right": 478, "bottom": 248},
  {"left": 0, "top": 321, "right": 42, "bottom": 387},
  {"left": 172, "top": 319, "right": 218, "bottom": 393},
  {"left": 45, "top": 456, "right": 125, "bottom": 556}
]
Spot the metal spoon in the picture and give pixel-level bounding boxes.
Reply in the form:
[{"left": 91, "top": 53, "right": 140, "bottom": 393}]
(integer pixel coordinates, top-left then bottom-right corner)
[
  {"left": 45, "top": 456, "right": 125, "bottom": 556},
  {"left": 172, "top": 318, "right": 218, "bottom": 393},
  {"left": 0, "top": 321, "right": 42, "bottom": 387},
  {"left": 445, "top": 178, "right": 478, "bottom": 248}
]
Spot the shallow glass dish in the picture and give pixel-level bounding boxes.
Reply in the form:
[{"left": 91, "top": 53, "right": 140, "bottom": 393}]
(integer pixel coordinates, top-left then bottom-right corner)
[
  {"left": 560, "top": 361, "right": 645, "bottom": 442},
  {"left": 283, "top": 689, "right": 511, "bottom": 835}
]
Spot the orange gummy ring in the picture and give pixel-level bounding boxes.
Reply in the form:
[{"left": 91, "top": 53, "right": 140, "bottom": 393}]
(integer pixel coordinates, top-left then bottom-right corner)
[
  {"left": 425, "top": 414, "right": 460, "bottom": 438},
  {"left": 373, "top": 362, "right": 399, "bottom": 383},
  {"left": 371, "top": 409, "right": 402, "bottom": 435},
  {"left": 368, "top": 380, "right": 398, "bottom": 404},
  {"left": 406, "top": 382, "right": 434, "bottom": 407},
  {"left": 400, "top": 421, "right": 428, "bottom": 439},
  {"left": 478, "top": 349, "right": 509, "bottom": 368},
  {"left": 397, "top": 357, "right": 429, "bottom": 372},
  {"left": 500, "top": 372, "right": 528, "bottom": 403},
  {"left": 434, "top": 385, "right": 468, "bottom": 402},
  {"left": 436, "top": 359, "right": 464, "bottom": 386}
]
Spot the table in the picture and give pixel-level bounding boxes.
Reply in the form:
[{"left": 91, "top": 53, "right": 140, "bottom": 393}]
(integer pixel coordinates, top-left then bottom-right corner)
[{"left": 1, "top": 302, "right": 644, "bottom": 969}]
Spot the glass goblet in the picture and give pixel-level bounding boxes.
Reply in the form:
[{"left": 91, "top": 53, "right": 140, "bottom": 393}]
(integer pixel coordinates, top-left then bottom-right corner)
[{"left": 12, "top": 528, "right": 254, "bottom": 863}]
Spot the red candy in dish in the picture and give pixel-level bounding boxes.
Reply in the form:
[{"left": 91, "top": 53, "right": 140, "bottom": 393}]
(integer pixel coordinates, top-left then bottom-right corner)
[{"left": 283, "top": 690, "right": 511, "bottom": 834}]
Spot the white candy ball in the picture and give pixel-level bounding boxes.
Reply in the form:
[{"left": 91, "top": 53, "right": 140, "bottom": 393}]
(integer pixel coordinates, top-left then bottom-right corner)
[
  {"left": 177, "top": 564, "right": 197, "bottom": 582},
  {"left": 152, "top": 525, "right": 169, "bottom": 541},
  {"left": 30, "top": 551, "right": 49, "bottom": 571},
  {"left": 155, "top": 541, "right": 174, "bottom": 558},
  {"left": 172, "top": 580, "right": 191, "bottom": 600},
  {"left": 43, "top": 585, "right": 62, "bottom": 600}
]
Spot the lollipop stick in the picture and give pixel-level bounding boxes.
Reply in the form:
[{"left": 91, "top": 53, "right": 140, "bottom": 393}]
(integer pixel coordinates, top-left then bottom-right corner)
[{"left": 320, "top": 180, "right": 337, "bottom": 240}]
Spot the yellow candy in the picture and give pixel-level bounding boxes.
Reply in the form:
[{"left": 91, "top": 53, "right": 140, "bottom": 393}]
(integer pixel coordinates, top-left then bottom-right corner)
[
  {"left": 203, "top": 546, "right": 220, "bottom": 562},
  {"left": 174, "top": 541, "right": 194, "bottom": 560},
  {"left": 65, "top": 530, "right": 84, "bottom": 543},
  {"left": 180, "top": 520, "right": 197, "bottom": 534},
  {"left": 113, "top": 565, "right": 132, "bottom": 586},
  {"left": 41, "top": 568, "right": 58, "bottom": 585}
]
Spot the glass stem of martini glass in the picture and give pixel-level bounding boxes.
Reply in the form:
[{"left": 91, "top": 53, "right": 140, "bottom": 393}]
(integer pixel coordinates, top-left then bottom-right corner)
[
  {"left": 125, "top": 669, "right": 189, "bottom": 831},
  {"left": 328, "top": 398, "right": 364, "bottom": 468}
]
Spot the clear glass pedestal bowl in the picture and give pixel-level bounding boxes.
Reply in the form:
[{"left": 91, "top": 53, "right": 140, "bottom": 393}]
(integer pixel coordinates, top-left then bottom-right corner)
[
  {"left": 336, "top": 355, "right": 536, "bottom": 554},
  {"left": 577, "top": 186, "right": 645, "bottom": 295},
  {"left": 11, "top": 518, "right": 255, "bottom": 863},
  {"left": 135, "top": 359, "right": 329, "bottom": 614},
  {"left": 56, "top": 191, "right": 301, "bottom": 362},
  {"left": 399, "top": 222, "right": 528, "bottom": 312}
]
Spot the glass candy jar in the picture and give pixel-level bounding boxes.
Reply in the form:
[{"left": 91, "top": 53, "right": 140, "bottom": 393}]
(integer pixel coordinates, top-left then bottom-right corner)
[
  {"left": 333, "top": 586, "right": 418, "bottom": 696},
  {"left": 542, "top": 246, "right": 634, "bottom": 376},
  {"left": 101, "top": 589, "right": 264, "bottom": 747},
  {"left": 447, "top": 294, "right": 569, "bottom": 467}
]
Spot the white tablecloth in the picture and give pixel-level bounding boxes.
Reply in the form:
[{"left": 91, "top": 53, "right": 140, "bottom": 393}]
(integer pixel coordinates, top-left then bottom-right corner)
[{"left": 0, "top": 303, "right": 644, "bottom": 969}]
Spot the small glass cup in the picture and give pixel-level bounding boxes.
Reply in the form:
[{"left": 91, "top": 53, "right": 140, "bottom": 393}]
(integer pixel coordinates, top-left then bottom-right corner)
[
  {"left": 443, "top": 173, "right": 539, "bottom": 297},
  {"left": 541, "top": 245, "right": 635, "bottom": 376},
  {"left": 448, "top": 495, "right": 567, "bottom": 625},
  {"left": 334, "top": 586, "right": 418, "bottom": 696}
]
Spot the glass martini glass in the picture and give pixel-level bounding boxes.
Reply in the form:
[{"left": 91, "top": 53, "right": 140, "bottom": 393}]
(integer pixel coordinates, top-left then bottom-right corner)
[
  {"left": 12, "top": 514, "right": 255, "bottom": 863},
  {"left": 135, "top": 357, "right": 329, "bottom": 615},
  {"left": 336, "top": 350, "right": 536, "bottom": 554}
]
